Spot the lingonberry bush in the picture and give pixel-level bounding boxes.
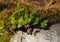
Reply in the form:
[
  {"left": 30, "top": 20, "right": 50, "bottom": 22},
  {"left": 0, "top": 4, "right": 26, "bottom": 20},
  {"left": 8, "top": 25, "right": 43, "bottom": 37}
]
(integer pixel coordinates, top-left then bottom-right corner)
[{"left": 0, "top": 0, "right": 60, "bottom": 42}]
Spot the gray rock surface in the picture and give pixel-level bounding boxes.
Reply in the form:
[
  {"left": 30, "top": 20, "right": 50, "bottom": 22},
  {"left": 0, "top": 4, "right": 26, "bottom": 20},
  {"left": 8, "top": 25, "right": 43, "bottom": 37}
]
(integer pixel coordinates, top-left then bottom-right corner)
[{"left": 10, "top": 23, "right": 60, "bottom": 42}]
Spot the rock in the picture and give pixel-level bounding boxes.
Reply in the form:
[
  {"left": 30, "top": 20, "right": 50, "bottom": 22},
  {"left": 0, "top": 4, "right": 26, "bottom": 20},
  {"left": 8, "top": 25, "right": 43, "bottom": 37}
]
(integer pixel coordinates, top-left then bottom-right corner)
[{"left": 10, "top": 23, "right": 60, "bottom": 42}]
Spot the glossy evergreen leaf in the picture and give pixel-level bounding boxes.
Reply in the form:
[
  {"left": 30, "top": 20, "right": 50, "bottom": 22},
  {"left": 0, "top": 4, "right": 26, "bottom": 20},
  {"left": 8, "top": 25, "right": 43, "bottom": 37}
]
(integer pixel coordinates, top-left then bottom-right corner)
[
  {"left": 33, "top": 17, "right": 39, "bottom": 25},
  {"left": 30, "top": 10, "right": 37, "bottom": 20},
  {"left": 41, "top": 20, "right": 48, "bottom": 28},
  {"left": 18, "top": 17, "right": 25, "bottom": 28},
  {"left": 9, "top": 17, "right": 17, "bottom": 25}
]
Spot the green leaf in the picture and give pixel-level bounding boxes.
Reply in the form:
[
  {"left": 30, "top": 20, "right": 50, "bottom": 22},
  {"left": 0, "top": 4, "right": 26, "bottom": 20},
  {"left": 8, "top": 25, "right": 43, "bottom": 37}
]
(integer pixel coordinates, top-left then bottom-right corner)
[
  {"left": 24, "top": 13, "right": 31, "bottom": 24},
  {"left": 18, "top": 18, "right": 25, "bottom": 28},
  {"left": 39, "top": 13, "right": 46, "bottom": 21},
  {"left": 0, "top": 20, "right": 4, "bottom": 29},
  {"left": 33, "top": 17, "right": 39, "bottom": 25},
  {"left": 30, "top": 10, "right": 37, "bottom": 20},
  {"left": 9, "top": 17, "right": 17, "bottom": 25},
  {"left": 0, "top": 11, "right": 3, "bottom": 15},
  {"left": 50, "top": 0, "right": 55, "bottom": 3},
  {"left": 24, "top": 14, "right": 28, "bottom": 19},
  {"left": 41, "top": 20, "right": 48, "bottom": 28},
  {"left": 16, "top": 2, "right": 22, "bottom": 11}
]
